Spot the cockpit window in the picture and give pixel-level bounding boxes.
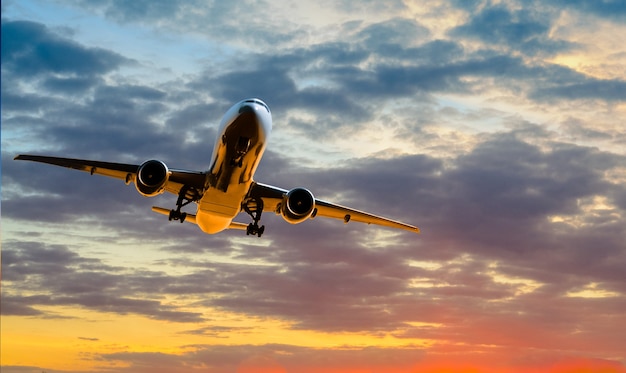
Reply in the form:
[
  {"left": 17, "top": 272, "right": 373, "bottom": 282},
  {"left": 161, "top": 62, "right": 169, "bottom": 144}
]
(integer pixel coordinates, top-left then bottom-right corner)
[{"left": 244, "top": 99, "right": 270, "bottom": 113}]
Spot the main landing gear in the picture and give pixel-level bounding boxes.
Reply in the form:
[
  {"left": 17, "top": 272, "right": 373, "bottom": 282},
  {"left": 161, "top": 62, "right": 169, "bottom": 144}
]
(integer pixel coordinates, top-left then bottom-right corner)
[
  {"left": 243, "top": 197, "right": 265, "bottom": 237},
  {"left": 169, "top": 185, "right": 201, "bottom": 223}
]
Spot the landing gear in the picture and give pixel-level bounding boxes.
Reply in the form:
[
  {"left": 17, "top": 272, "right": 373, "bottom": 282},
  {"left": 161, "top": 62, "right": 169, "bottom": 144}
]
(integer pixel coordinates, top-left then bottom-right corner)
[
  {"left": 243, "top": 197, "right": 265, "bottom": 237},
  {"left": 169, "top": 185, "right": 201, "bottom": 224},
  {"left": 169, "top": 210, "right": 187, "bottom": 223},
  {"left": 247, "top": 223, "right": 265, "bottom": 237}
]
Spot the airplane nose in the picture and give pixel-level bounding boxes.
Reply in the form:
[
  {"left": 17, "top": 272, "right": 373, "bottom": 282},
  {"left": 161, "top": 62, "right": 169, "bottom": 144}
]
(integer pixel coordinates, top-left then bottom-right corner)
[
  {"left": 239, "top": 99, "right": 270, "bottom": 114},
  {"left": 239, "top": 104, "right": 256, "bottom": 114}
]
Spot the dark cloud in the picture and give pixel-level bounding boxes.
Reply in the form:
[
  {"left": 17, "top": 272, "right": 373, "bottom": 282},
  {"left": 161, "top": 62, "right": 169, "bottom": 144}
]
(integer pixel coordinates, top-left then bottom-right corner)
[
  {"left": 180, "top": 325, "right": 254, "bottom": 337},
  {"left": 560, "top": 118, "right": 615, "bottom": 141},
  {"left": 1, "top": 241, "right": 204, "bottom": 322},
  {"left": 206, "top": 262, "right": 412, "bottom": 332},
  {"left": 194, "top": 34, "right": 620, "bottom": 124},
  {"left": 331, "top": 0, "right": 407, "bottom": 14},
  {"left": 62, "top": 0, "right": 302, "bottom": 47},
  {"left": 78, "top": 336, "right": 100, "bottom": 341},
  {"left": 552, "top": 0, "right": 626, "bottom": 20},
  {"left": 1, "top": 241, "right": 96, "bottom": 282},
  {"left": 95, "top": 84, "right": 167, "bottom": 102},
  {"left": 449, "top": 4, "right": 577, "bottom": 57},
  {"left": 532, "top": 79, "right": 626, "bottom": 102},
  {"left": 1, "top": 20, "right": 132, "bottom": 78},
  {"left": 0, "top": 88, "right": 63, "bottom": 112},
  {"left": 357, "top": 17, "right": 430, "bottom": 48},
  {"left": 99, "top": 344, "right": 425, "bottom": 373},
  {"left": 2, "top": 153, "right": 149, "bottom": 224},
  {"left": 97, "top": 0, "right": 182, "bottom": 23},
  {"left": 306, "top": 130, "right": 626, "bottom": 262},
  {"left": 0, "top": 300, "right": 45, "bottom": 317},
  {"left": 436, "top": 135, "right": 625, "bottom": 258},
  {"left": 41, "top": 75, "right": 102, "bottom": 95}
]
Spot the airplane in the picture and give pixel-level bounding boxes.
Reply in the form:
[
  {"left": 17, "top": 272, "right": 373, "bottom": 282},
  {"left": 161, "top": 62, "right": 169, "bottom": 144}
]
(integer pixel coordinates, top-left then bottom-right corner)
[{"left": 14, "top": 98, "right": 420, "bottom": 237}]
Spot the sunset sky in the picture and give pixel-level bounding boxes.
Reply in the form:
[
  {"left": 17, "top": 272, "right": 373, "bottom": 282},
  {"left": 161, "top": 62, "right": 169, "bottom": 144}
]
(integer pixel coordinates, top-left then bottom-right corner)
[{"left": 2, "top": 0, "right": 626, "bottom": 372}]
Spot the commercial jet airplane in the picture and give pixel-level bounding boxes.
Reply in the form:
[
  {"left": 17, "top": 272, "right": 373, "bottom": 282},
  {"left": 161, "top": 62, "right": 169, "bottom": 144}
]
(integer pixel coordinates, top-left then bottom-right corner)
[{"left": 15, "top": 99, "right": 419, "bottom": 237}]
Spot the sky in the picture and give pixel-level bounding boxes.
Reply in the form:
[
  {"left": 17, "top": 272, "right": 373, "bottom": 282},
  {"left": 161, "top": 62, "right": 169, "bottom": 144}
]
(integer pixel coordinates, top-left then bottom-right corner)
[{"left": 1, "top": 0, "right": 626, "bottom": 372}]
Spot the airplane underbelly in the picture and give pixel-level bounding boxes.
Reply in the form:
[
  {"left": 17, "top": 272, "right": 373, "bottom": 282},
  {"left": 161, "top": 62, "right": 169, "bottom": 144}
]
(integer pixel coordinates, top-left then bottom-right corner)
[
  {"left": 196, "top": 185, "right": 248, "bottom": 234},
  {"left": 196, "top": 209, "right": 233, "bottom": 234}
]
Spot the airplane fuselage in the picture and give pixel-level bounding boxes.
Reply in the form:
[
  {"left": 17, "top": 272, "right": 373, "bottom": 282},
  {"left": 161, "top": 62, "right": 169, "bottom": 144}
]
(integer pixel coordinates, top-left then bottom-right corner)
[{"left": 196, "top": 99, "right": 272, "bottom": 233}]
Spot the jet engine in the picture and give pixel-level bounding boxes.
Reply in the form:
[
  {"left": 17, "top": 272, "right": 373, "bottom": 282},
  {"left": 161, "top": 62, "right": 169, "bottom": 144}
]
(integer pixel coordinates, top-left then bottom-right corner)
[
  {"left": 280, "top": 187, "right": 316, "bottom": 224},
  {"left": 135, "top": 160, "right": 169, "bottom": 197}
]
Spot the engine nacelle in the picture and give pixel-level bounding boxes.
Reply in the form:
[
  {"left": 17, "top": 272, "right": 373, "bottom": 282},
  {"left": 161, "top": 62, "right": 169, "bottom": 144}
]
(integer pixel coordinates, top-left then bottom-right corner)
[
  {"left": 135, "top": 160, "right": 169, "bottom": 197},
  {"left": 280, "top": 187, "right": 316, "bottom": 224}
]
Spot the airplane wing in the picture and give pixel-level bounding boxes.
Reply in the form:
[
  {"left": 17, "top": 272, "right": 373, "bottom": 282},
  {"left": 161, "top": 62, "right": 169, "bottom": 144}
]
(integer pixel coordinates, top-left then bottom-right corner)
[
  {"left": 249, "top": 182, "right": 420, "bottom": 234},
  {"left": 13, "top": 154, "right": 207, "bottom": 197}
]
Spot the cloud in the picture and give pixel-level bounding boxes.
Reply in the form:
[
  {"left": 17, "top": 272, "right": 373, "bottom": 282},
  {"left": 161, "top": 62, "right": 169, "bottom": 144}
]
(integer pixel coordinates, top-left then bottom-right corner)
[
  {"left": 448, "top": 4, "right": 576, "bottom": 56},
  {"left": 61, "top": 0, "right": 304, "bottom": 48},
  {"left": 41, "top": 75, "right": 102, "bottom": 95},
  {"left": 532, "top": 79, "right": 626, "bottom": 102},
  {"left": 1, "top": 20, "right": 132, "bottom": 78},
  {"left": 1, "top": 241, "right": 204, "bottom": 322},
  {"left": 78, "top": 336, "right": 100, "bottom": 341},
  {"left": 95, "top": 344, "right": 626, "bottom": 373},
  {"left": 357, "top": 17, "right": 431, "bottom": 48},
  {"left": 99, "top": 344, "right": 425, "bottom": 373},
  {"left": 553, "top": 0, "right": 626, "bottom": 21}
]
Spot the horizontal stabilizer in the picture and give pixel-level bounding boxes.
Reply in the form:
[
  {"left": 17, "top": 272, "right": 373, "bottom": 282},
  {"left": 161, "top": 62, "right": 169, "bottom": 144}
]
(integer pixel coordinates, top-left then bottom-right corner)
[
  {"left": 228, "top": 221, "right": 249, "bottom": 231},
  {"left": 152, "top": 206, "right": 197, "bottom": 224}
]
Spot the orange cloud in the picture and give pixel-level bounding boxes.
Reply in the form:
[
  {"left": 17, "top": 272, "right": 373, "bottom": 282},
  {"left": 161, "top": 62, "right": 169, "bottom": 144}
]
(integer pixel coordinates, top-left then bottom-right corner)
[
  {"left": 546, "top": 358, "right": 626, "bottom": 373},
  {"left": 237, "top": 355, "right": 287, "bottom": 373}
]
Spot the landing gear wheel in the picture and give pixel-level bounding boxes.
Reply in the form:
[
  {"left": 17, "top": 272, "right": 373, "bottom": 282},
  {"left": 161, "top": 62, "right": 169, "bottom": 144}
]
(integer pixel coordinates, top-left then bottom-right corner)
[
  {"left": 246, "top": 223, "right": 265, "bottom": 237},
  {"left": 168, "top": 210, "right": 187, "bottom": 223}
]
